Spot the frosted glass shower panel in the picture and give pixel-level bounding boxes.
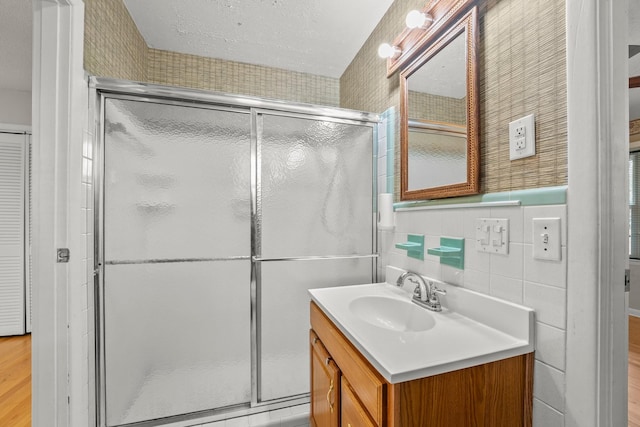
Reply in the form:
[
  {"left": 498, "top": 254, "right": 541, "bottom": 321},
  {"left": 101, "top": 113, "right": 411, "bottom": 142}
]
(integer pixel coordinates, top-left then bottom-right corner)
[
  {"left": 259, "top": 114, "right": 374, "bottom": 257},
  {"left": 104, "top": 99, "right": 251, "bottom": 261},
  {"left": 259, "top": 258, "right": 373, "bottom": 402},
  {"left": 103, "top": 261, "right": 251, "bottom": 426}
]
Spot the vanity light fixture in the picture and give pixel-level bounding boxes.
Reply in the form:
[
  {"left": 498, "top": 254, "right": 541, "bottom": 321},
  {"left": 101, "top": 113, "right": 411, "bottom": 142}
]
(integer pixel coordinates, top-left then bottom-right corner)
[
  {"left": 405, "top": 10, "right": 434, "bottom": 30},
  {"left": 377, "top": 43, "right": 401, "bottom": 59}
]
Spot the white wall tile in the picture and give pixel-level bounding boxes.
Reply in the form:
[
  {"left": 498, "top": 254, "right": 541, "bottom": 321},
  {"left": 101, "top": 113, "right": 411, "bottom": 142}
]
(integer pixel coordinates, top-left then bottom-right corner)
[
  {"left": 389, "top": 251, "right": 409, "bottom": 270},
  {"left": 490, "top": 243, "right": 524, "bottom": 280},
  {"left": 248, "top": 411, "right": 272, "bottom": 426},
  {"left": 535, "top": 322, "right": 566, "bottom": 371},
  {"left": 225, "top": 416, "right": 251, "bottom": 427},
  {"left": 377, "top": 176, "right": 386, "bottom": 193},
  {"left": 378, "top": 136, "right": 387, "bottom": 156},
  {"left": 406, "top": 256, "right": 428, "bottom": 275},
  {"left": 534, "top": 361, "right": 565, "bottom": 412},
  {"left": 524, "top": 282, "right": 566, "bottom": 329},
  {"left": 401, "top": 209, "right": 442, "bottom": 236},
  {"left": 524, "top": 245, "right": 567, "bottom": 288},
  {"left": 425, "top": 235, "right": 442, "bottom": 264},
  {"left": 442, "top": 265, "right": 464, "bottom": 286},
  {"left": 420, "top": 259, "right": 442, "bottom": 279},
  {"left": 524, "top": 205, "right": 567, "bottom": 245},
  {"left": 464, "top": 268, "right": 490, "bottom": 294},
  {"left": 394, "top": 212, "right": 412, "bottom": 233},
  {"left": 490, "top": 206, "right": 524, "bottom": 243},
  {"left": 441, "top": 209, "right": 464, "bottom": 237},
  {"left": 464, "top": 239, "right": 491, "bottom": 272},
  {"left": 377, "top": 154, "right": 386, "bottom": 176},
  {"left": 490, "top": 275, "right": 523, "bottom": 304},
  {"left": 463, "top": 207, "right": 491, "bottom": 239},
  {"left": 533, "top": 399, "right": 564, "bottom": 427}
]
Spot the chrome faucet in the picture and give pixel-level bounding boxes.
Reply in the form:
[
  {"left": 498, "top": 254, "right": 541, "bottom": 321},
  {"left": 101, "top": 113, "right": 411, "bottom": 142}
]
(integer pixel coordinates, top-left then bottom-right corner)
[{"left": 396, "top": 271, "right": 446, "bottom": 312}]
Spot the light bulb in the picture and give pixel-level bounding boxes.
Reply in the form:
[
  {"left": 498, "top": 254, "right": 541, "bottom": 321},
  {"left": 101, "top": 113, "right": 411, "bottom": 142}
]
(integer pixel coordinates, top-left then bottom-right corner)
[
  {"left": 405, "top": 10, "right": 433, "bottom": 29},
  {"left": 378, "top": 43, "right": 400, "bottom": 59}
]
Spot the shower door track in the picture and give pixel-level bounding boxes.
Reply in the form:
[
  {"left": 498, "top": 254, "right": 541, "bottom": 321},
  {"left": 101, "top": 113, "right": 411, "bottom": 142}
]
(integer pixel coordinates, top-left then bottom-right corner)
[{"left": 91, "top": 77, "right": 380, "bottom": 427}]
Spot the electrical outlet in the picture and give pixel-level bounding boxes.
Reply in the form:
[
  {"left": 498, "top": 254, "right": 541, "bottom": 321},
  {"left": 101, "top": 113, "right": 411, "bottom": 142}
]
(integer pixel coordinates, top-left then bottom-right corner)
[{"left": 509, "top": 114, "right": 536, "bottom": 160}]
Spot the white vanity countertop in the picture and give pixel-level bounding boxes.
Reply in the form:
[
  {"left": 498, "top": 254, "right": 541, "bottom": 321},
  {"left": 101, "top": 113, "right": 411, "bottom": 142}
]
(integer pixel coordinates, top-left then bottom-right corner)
[{"left": 309, "top": 269, "right": 535, "bottom": 384}]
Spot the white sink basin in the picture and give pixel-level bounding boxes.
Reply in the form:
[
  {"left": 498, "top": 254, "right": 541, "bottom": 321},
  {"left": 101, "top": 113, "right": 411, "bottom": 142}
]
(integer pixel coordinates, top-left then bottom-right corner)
[
  {"left": 349, "top": 296, "right": 436, "bottom": 332},
  {"left": 309, "top": 267, "right": 535, "bottom": 384}
]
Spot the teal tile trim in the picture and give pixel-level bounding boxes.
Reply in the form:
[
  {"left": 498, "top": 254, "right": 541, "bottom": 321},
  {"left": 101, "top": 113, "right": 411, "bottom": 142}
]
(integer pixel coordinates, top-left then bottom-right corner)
[{"left": 393, "top": 185, "right": 567, "bottom": 210}]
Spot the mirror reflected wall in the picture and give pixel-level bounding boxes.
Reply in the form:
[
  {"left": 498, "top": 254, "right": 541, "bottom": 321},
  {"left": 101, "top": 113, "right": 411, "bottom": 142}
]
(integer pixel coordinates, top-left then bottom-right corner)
[{"left": 394, "top": 2, "right": 479, "bottom": 200}]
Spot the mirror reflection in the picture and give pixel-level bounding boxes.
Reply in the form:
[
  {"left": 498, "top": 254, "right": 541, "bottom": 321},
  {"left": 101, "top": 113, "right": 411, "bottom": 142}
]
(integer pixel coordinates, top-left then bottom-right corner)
[
  {"left": 407, "top": 31, "right": 467, "bottom": 191},
  {"left": 407, "top": 121, "right": 466, "bottom": 190}
]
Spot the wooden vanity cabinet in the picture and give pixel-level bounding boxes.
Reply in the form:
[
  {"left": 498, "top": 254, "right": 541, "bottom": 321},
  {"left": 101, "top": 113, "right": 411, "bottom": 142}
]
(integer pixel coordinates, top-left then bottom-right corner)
[
  {"left": 310, "top": 301, "right": 534, "bottom": 427},
  {"left": 310, "top": 330, "right": 340, "bottom": 427}
]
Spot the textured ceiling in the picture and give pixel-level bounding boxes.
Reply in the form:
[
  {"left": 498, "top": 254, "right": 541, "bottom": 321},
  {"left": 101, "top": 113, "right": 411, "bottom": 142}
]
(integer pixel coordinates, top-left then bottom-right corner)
[
  {"left": 123, "top": 0, "right": 394, "bottom": 79},
  {"left": 0, "top": 0, "right": 32, "bottom": 91}
]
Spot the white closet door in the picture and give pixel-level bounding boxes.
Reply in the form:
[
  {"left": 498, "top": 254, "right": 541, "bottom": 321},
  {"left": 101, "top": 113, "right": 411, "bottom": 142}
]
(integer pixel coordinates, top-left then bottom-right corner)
[{"left": 0, "top": 132, "right": 26, "bottom": 336}]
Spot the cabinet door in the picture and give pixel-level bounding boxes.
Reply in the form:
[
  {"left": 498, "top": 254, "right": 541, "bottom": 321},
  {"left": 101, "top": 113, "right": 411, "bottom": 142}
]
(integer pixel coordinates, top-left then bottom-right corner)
[
  {"left": 310, "top": 330, "right": 340, "bottom": 427},
  {"left": 341, "top": 377, "right": 376, "bottom": 427}
]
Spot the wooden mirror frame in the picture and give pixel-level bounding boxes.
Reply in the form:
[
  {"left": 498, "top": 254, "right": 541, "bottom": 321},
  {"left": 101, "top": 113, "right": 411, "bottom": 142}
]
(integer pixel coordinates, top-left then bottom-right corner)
[{"left": 399, "top": 6, "right": 479, "bottom": 200}]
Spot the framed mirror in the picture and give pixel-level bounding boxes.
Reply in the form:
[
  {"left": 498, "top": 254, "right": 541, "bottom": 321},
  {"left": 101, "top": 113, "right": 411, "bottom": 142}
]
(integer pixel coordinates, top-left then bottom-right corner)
[{"left": 400, "top": 6, "right": 479, "bottom": 200}]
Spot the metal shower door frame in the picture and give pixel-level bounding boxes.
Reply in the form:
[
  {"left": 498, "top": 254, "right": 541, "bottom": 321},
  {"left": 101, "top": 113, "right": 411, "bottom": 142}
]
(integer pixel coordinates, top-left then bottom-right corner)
[{"left": 90, "top": 77, "right": 380, "bottom": 427}]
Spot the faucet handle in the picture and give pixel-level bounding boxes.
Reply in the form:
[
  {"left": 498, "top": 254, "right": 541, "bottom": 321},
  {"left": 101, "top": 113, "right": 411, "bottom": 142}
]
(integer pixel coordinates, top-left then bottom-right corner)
[{"left": 432, "top": 286, "right": 446, "bottom": 296}]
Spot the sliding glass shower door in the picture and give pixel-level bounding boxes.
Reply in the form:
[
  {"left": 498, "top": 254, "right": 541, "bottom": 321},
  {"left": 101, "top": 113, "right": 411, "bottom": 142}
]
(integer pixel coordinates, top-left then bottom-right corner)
[
  {"left": 96, "top": 91, "right": 376, "bottom": 427},
  {"left": 256, "top": 113, "right": 374, "bottom": 401},
  {"left": 101, "top": 99, "right": 252, "bottom": 426}
]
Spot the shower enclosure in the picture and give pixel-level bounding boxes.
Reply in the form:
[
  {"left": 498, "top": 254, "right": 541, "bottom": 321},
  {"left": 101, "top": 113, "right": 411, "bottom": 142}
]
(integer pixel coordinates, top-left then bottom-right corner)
[{"left": 92, "top": 78, "right": 379, "bottom": 427}]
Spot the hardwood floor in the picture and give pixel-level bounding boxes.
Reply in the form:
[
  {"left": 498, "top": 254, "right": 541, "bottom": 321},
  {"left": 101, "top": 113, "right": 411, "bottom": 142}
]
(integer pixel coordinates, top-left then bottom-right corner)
[{"left": 0, "top": 334, "right": 31, "bottom": 427}]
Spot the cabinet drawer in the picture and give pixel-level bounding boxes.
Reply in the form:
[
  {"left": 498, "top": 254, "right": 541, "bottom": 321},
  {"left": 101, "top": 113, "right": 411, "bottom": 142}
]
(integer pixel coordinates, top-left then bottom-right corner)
[
  {"left": 310, "top": 302, "right": 385, "bottom": 425},
  {"left": 341, "top": 377, "right": 376, "bottom": 427}
]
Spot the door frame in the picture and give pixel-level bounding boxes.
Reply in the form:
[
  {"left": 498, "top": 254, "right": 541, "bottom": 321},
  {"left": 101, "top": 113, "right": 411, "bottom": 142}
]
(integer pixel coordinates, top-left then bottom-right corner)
[
  {"left": 565, "top": 0, "right": 629, "bottom": 425},
  {"left": 32, "top": 0, "right": 87, "bottom": 425}
]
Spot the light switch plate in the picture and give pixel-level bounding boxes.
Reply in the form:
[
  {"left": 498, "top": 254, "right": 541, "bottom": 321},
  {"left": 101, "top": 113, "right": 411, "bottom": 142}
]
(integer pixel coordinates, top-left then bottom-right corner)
[
  {"left": 532, "top": 217, "right": 561, "bottom": 261},
  {"left": 509, "top": 114, "right": 536, "bottom": 160},
  {"left": 476, "top": 218, "right": 509, "bottom": 254}
]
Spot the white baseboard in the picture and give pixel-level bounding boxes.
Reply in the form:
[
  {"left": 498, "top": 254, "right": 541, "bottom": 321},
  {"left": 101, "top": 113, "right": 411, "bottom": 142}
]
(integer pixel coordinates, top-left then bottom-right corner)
[{"left": 629, "top": 308, "right": 640, "bottom": 318}]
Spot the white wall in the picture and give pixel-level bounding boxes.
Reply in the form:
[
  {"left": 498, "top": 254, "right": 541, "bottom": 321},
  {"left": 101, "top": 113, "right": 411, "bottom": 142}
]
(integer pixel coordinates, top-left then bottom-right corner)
[
  {"left": 381, "top": 202, "right": 567, "bottom": 426},
  {"left": 0, "top": 88, "right": 31, "bottom": 125}
]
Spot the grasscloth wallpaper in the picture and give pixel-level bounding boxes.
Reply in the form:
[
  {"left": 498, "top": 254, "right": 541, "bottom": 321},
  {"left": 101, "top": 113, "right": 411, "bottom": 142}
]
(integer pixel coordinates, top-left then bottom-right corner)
[
  {"left": 146, "top": 49, "right": 339, "bottom": 107},
  {"left": 84, "top": 0, "right": 339, "bottom": 107},
  {"left": 408, "top": 92, "right": 467, "bottom": 125},
  {"left": 341, "top": 0, "right": 567, "bottom": 194},
  {"left": 84, "top": 0, "right": 147, "bottom": 82},
  {"left": 84, "top": 0, "right": 567, "bottom": 196}
]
